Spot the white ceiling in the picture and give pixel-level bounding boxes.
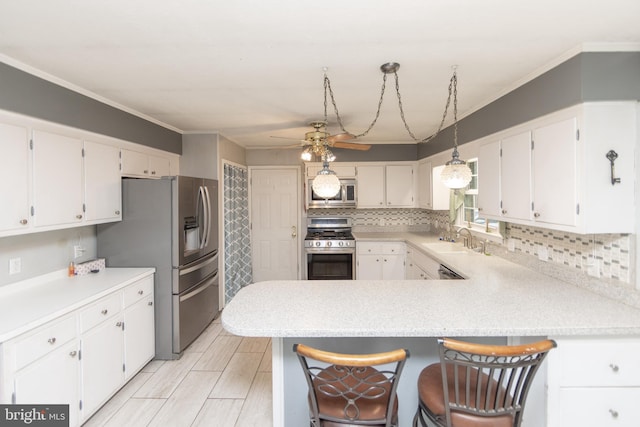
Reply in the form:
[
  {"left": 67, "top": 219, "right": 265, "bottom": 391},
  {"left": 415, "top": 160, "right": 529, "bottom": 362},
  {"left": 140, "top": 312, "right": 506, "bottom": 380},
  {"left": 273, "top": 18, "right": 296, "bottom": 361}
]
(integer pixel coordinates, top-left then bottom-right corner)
[{"left": 0, "top": 0, "right": 639, "bottom": 149}]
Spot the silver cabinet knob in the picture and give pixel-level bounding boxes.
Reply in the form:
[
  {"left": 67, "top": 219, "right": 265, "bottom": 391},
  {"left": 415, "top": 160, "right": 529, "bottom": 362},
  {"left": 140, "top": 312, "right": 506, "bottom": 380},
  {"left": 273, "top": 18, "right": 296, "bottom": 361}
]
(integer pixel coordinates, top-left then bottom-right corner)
[
  {"left": 609, "top": 409, "right": 619, "bottom": 418},
  {"left": 533, "top": 212, "right": 541, "bottom": 218},
  {"left": 151, "top": 170, "right": 157, "bottom": 175},
  {"left": 115, "top": 210, "right": 120, "bottom": 215},
  {"left": 143, "top": 170, "right": 149, "bottom": 174},
  {"left": 148, "top": 301, "right": 153, "bottom": 306},
  {"left": 138, "top": 290, "right": 144, "bottom": 295},
  {"left": 101, "top": 309, "right": 108, "bottom": 315},
  {"left": 69, "top": 350, "right": 78, "bottom": 358},
  {"left": 609, "top": 363, "right": 619, "bottom": 372},
  {"left": 76, "top": 214, "right": 83, "bottom": 219},
  {"left": 48, "top": 337, "right": 56, "bottom": 345},
  {"left": 502, "top": 209, "right": 507, "bottom": 214},
  {"left": 116, "top": 321, "right": 123, "bottom": 328},
  {"left": 20, "top": 219, "right": 28, "bottom": 225}
]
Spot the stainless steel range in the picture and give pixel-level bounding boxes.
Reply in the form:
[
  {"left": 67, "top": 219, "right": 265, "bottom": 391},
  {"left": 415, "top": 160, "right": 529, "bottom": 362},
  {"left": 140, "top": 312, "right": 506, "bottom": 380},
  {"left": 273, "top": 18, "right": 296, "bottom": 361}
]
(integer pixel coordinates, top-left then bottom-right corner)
[{"left": 304, "top": 217, "right": 355, "bottom": 280}]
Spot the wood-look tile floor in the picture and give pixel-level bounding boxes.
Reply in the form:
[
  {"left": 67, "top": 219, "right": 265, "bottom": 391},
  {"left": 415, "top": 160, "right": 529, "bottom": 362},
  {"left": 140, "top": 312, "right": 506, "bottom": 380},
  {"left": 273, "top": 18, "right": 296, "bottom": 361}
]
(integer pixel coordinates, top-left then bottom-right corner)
[{"left": 83, "top": 317, "right": 272, "bottom": 427}]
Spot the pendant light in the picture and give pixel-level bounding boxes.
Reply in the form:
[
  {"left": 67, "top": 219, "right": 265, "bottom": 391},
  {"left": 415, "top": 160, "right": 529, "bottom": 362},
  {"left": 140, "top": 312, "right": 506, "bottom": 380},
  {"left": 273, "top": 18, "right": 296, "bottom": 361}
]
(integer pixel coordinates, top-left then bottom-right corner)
[
  {"left": 312, "top": 153, "right": 340, "bottom": 198},
  {"left": 440, "top": 68, "right": 472, "bottom": 189}
]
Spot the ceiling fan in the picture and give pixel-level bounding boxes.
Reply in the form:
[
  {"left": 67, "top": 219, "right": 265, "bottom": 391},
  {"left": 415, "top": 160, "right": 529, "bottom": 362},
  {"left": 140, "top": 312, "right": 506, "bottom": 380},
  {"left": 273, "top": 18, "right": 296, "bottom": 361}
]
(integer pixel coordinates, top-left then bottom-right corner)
[{"left": 269, "top": 121, "right": 372, "bottom": 157}]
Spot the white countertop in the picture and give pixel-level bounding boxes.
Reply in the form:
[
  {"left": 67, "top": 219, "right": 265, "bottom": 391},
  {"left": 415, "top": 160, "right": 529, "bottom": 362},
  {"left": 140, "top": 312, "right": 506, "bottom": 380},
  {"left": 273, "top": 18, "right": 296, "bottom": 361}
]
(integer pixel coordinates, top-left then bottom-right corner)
[
  {"left": 222, "top": 232, "right": 640, "bottom": 338},
  {"left": 0, "top": 268, "right": 155, "bottom": 342}
]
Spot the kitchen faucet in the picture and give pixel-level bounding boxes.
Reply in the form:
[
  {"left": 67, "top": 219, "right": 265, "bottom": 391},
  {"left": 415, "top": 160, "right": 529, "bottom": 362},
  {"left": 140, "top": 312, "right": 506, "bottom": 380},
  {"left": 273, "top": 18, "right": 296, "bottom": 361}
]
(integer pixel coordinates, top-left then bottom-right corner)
[{"left": 456, "top": 227, "right": 475, "bottom": 249}]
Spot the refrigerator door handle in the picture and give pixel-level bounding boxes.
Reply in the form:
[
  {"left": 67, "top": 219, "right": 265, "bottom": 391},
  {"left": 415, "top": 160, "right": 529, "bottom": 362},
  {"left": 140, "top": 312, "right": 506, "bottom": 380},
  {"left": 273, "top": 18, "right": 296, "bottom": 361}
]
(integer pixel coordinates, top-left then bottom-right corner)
[
  {"left": 179, "top": 253, "right": 218, "bottom": 276},
  {"left": 203, "top": 185, "right": 212, "bottom": 248},
  {"left": 198, "top": 185, "right": 207, "bottom": 249},
  {"left": 179, "top": 272, "right": 218, "bottom": 302}
]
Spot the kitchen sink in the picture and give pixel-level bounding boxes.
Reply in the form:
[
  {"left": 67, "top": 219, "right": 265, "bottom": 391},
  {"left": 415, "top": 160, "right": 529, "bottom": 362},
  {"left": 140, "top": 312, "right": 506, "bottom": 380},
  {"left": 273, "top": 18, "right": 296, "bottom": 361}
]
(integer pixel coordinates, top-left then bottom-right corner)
[{"left": 421, "top": 242, "right": 468, "bottom": 254}]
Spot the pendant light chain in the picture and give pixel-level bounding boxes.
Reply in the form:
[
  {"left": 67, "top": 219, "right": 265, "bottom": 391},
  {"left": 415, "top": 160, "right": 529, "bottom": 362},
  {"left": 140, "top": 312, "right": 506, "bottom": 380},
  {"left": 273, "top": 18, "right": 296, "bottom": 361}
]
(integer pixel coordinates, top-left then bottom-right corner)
[
  {"left": 324, "top": 72, "right": 388, "bottom": 138},
  {"left": 323, "top": 66, "right": 458, "bottom": 144}
]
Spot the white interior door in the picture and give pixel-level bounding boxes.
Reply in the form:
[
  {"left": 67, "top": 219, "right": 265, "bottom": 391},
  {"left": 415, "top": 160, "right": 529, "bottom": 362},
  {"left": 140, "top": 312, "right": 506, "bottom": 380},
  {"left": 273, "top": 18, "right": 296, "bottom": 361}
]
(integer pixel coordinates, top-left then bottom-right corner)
[{"left": 250, "top": 168, "right": 300, "bottom": 281}]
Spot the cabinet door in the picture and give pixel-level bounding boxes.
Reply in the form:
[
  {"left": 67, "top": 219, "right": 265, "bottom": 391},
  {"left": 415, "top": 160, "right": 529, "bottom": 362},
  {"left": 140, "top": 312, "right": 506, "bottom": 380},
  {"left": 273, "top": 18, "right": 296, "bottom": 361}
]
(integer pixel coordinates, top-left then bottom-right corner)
[
  {"left": 148, "top": 154, "right": 170, "bottom": 178},
  {"left": 32, "top": 130, "right": 84, "bottom": 228},
  {"left": 120, "top": 149, "right": 148, "bottom": 177},
  {"left": 382, "top": 254, "right": 405, "bottom": 279},
  {"left": 14, "top": 340, "right": 80, "bottom": 427},
  {"left": 500, "top": 131, "right": 532, "bottom": 221},
  {"left": 124, "top": 295, "right": 155, "bottom": 380},
  {"left": 417, "top": 160, "right": 432, "bottom": 209},
  {"left": 532, "top": 118, "right": 577, "bottom": 227},
  {"left": 356, "top": 254, "right": 383, "bottom": 280},
  {"left": 356, "top": 166, "right": 385, "bottom": 207},
  {"left": 84, "top": 141, "right": 122, "bottom": 223},
  {"left": 0, "top": 123, "right": 30, "bottom": 233},
  {"left": 477, "top": 140, "right": 501, "bottom": 217},
  {"left": 80, "top": 316, "right": 124, "bottom": 418},
  {"left": 431, "top": 165, "right": 450, "bottom": 210},
  {"left": 386, "top": 165, "right": 414, "bottom": 207}
]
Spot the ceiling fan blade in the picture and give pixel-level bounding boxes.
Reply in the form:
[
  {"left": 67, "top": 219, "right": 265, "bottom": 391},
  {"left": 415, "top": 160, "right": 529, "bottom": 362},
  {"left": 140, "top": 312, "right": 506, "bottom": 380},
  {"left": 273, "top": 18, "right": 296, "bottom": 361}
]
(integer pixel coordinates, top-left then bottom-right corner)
[
  {"left": 269, "top": 135, "right": 306, "bottom": 142},
  {"left": 333, "top": 141, "right": 371, "bottom": 151},
  {"left": 326, "top": 132, "right": 356, "bottom": 144}
]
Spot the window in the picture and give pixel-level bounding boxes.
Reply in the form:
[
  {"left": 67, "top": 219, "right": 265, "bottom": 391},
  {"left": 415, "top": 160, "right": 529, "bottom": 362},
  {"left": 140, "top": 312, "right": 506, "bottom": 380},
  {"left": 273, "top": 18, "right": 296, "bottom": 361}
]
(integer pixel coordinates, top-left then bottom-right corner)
[{"left": 458, "top": 158, "right": 500, "bottom": 233}]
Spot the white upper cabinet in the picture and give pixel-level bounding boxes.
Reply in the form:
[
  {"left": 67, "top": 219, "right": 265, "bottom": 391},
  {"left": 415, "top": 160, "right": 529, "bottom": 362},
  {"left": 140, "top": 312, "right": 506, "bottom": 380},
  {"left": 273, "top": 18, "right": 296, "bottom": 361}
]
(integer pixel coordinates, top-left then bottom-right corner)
[
  {"left": 32, "top": 130, "right": 84, "bottom": 228},
  {"left": 386, "top": 164, "right": 414, "bottom": 207},
  {"left": 356, "top": 165, "right": 386, "bottom": 207},
  {"left": 501, "top": 131, "right": 532, "bottom": 222},
  {"left": 532, "top": 118, "right": 578, "bottom": 227},
  {"left": 121, "top": 149, "right": 171, "bottom": 178},
  {"left": 476, "top": 102, "right": 636, "bottom": 234},
  {"left": 0, "top": 123, "right": 30, "bottom": 233},
  {"left": 431, "top": 165, "right": 451, "bottom": 211},
  {"left": 356, "top": 163, "right": 415, "bottom": 208},
  {"left": 84, "top": 141, "right": 122, "bottom": 223},
  {"left": 417, "top": 159, "right": 432, "bottom": 209}
]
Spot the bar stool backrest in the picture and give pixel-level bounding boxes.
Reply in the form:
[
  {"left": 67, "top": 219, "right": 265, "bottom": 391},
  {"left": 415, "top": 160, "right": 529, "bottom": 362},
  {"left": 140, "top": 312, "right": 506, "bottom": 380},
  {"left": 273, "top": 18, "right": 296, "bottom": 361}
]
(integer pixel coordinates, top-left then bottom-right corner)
[
  {"left": 294, "top": 343, "right": 409, "bottom": 427},
  {"left": 437, "top": 338, "right": 557, "bottom": 427}
]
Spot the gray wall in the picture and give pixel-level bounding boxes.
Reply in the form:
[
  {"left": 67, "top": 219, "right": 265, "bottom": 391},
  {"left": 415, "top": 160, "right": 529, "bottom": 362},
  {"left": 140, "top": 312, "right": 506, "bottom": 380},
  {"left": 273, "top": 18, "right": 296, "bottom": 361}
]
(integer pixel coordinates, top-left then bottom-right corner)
[
  {"left": 418, "top": 51, "right": 640, "bottom": 159},
  {"left": 0, "top": 62, "right": 182, "bottom": 154},
  {"left": 246, "top": 144, "right": 417, "bottom": 165}
]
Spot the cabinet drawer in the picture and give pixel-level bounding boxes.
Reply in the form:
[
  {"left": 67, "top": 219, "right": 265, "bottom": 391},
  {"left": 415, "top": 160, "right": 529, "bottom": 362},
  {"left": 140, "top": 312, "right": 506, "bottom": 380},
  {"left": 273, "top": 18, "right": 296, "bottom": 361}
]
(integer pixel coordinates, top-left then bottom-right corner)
[
  {"left": 79, "top": 292, "right": 123, "bottom": 333},
  {"left": 556, "top": 337, "right": 640, "bottom": 386},
  {"left": 357, "top": 242, "right": 382, "bottom": 254},
  {"left": 557, "top": 387, "right": 640, "bottom": 427},
  {"left": 14, "top": 315, "right": 77, "bottom": 370},
  {"left": 123, "top": 276, "right": 154, "bottom": 307},
  {"left": 381, "top": 242, "right": 405, "bottom": 255}
]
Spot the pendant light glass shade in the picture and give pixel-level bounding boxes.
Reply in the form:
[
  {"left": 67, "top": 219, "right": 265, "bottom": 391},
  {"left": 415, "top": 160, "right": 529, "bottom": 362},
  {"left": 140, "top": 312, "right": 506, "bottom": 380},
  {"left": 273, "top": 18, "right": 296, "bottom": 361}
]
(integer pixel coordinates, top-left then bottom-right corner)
[
  {"left": 441, "top": 147, "right": 472, "bottom": 189},
  {"left": 312, "top": 161, "right": 341, "bottom": 198}
]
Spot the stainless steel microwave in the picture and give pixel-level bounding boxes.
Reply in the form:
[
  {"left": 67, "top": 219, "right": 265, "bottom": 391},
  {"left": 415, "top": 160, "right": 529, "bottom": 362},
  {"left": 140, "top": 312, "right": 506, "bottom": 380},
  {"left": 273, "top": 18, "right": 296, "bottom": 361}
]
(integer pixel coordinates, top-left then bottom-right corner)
[{"left": 307, "top": 178, "right": 357, "bottom": 208}]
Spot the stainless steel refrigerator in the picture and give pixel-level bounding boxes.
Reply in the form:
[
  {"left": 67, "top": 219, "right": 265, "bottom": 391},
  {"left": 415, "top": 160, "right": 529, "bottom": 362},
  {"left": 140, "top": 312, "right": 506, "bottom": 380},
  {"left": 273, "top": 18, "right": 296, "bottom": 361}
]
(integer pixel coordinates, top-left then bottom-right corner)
[{"left": 97, "top": 176, "right": 219, "bottom": 360}]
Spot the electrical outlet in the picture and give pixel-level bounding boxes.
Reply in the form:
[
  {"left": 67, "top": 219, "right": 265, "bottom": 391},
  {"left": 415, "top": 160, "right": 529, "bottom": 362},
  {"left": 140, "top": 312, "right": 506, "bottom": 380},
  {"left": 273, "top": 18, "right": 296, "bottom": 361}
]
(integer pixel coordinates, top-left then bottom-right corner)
[
  {"left": 74, "top": 245, "right": 85, "bottom": 259},
  {"left": 9, "top": 258, "right": 21, "bottom": 275}
]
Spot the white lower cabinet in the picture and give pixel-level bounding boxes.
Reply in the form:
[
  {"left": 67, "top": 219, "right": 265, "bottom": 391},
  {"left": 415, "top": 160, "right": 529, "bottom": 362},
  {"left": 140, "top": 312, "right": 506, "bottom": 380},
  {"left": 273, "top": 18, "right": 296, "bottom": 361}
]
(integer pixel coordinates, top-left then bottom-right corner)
[
  {"left": 0, "top": 274, "right": 155, "bottom": 427},
  {"left": 356, "top": 242, "right": 405, "bottom": 280},
  {"left": 123, "top": 277, "right": 155, "bottom": 380},
  {"left": 405, "top": 245, "right": 441, "bottom": 279},
  {"left": 79, "top": 292, "right": 125, "bottom": 420},
  {"left": 547, "top": 336, "right": 640, "bottom": 427},
  {"left": 10, "top": 316, "right": 81, "bottom": 427}
]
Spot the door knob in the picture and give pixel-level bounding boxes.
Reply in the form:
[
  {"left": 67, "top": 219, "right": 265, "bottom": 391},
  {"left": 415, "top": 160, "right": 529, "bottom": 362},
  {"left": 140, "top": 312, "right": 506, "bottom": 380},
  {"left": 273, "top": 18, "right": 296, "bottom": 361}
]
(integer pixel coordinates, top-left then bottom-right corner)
[{"left": 291, "top": 226, "right": 297, "bottom": 238}]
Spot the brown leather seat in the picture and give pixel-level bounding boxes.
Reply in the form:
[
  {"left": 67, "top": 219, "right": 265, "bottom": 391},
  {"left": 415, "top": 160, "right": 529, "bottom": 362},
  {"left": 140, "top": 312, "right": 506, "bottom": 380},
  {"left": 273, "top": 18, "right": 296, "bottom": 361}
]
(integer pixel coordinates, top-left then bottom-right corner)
[
  {"left": 413, "top": 338, "right": 556, "bottom": 427},
  {"left": 418, "top": 364, "right": 513, "bottom": 427},
  {"left": 294, "top": 343, "right": 409, "bottom": 427}
]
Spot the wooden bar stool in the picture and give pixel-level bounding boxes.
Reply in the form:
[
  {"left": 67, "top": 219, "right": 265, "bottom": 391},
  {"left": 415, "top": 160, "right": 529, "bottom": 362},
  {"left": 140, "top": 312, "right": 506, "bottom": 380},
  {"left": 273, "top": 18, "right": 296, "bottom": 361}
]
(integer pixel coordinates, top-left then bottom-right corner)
[
  {"left": 294, "top": 343, "right": 409, "bottom": 427},
  {"left": 413, "top": 338, "right": 556, "bottom": 427}
]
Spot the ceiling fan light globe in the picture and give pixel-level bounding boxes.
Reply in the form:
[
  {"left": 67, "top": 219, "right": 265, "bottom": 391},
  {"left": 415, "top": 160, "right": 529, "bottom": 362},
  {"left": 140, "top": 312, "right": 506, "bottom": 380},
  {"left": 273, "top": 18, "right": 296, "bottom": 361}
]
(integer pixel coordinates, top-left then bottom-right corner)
[{"left": 301, "top": 150, "right": 313, "bottom": 161}]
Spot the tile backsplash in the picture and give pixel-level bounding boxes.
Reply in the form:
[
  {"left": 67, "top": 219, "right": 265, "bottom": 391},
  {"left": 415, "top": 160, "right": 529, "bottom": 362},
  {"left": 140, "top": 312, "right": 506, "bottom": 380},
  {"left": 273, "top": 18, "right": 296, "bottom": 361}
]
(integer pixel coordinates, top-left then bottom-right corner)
[
  {"left": 308, "top": 208, "right": 635, "bottom": 285},
  {"left": 505, "top": 224, "right": 633, "bottom": 284}
]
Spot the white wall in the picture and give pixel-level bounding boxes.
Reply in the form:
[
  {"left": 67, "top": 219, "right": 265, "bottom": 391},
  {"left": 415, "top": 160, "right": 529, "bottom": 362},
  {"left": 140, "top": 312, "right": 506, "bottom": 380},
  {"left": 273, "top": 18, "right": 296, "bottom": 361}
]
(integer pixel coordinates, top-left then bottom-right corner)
[{"left": 0, "top": 226, "right": 97, "bottom": 286}]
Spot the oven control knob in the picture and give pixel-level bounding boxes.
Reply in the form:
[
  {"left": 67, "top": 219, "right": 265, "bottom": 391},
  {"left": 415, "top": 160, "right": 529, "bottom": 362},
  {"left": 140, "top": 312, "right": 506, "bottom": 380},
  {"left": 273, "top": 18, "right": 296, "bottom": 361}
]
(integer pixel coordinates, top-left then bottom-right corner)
[
  {"left": 338, "top": 241, "right": 343, "bottom": 247},
  {"left": 327, "top": 241, "right": 332, "bottom": 247},
  {"left": 315, "top": 241, "right": 321, "bottom": 247}
]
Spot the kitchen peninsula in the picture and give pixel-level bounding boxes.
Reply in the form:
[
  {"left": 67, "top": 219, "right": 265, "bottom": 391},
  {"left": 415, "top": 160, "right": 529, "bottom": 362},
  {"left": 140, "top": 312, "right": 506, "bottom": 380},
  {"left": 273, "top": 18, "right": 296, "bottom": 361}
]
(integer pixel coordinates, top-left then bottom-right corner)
[{"left": 222, "top": 233, "right": 640, "bottom": 427}]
